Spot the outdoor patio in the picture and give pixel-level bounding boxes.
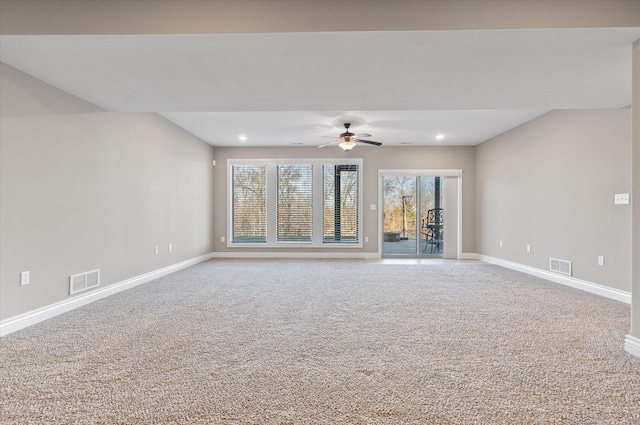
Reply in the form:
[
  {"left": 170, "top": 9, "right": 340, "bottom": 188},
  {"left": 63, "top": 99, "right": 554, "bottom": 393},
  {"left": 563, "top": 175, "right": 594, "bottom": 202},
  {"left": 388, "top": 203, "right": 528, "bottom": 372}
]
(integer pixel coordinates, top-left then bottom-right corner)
[{"left": 383, "top": 237, "right": 443, "bottom": 256}]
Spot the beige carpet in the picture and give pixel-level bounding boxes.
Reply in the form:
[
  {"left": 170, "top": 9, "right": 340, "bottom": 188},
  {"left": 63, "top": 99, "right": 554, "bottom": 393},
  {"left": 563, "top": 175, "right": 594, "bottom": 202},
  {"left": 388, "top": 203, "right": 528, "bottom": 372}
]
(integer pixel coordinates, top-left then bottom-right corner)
[{"left": 1, "top": 259, "right": 639, "bottom": 424}]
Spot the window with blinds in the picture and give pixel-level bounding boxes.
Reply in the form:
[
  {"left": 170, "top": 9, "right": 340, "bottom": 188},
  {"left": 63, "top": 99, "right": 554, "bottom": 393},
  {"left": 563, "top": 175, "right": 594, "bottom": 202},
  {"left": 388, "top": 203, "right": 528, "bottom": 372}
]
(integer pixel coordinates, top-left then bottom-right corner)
[
  {"left": 231, "top": 164, "right": 267, "bottom": 243},
  {"left": 323, "top": 164, "right": 359, "bottom": 243},
  {"left": 277, "top": 164, "right": 313, "bottom": 242},
  {"left": 228, "top": 159, "right": 361, "bottom": 247}
]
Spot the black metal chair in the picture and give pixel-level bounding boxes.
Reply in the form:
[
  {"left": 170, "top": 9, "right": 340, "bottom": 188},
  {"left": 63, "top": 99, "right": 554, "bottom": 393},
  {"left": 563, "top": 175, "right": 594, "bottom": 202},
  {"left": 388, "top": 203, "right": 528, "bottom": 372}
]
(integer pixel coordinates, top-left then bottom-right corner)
[{"left": 422, "top": 208, "right": 443, "bottom": 253}]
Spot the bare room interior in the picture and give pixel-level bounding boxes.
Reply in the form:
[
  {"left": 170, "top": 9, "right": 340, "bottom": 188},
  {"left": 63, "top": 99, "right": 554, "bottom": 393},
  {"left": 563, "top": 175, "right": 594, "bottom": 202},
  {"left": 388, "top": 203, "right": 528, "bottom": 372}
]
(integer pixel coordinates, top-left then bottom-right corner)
[{"left": 1, "top": 1, "right": 640, "bottom": 423}]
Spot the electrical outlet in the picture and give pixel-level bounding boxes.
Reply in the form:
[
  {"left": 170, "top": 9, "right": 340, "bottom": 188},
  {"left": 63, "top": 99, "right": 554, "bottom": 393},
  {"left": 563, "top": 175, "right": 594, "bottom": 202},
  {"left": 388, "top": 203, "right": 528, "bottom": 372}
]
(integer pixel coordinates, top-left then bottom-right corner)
[
  {"left": 614, "top": 193, "right": 629, "bottom": 205},
  {"left": 154, "top": 246, "right": 159, "bottom": 255},
  {"left": 221, "top": 236, "right": 226, "bottom": 243},
  {"left": 613, "top": 193, "right": 629, "bottom": 205},
  {"left": 365, "top": 236, "right": 369, "bottom": 243},
  {"left": 526, "top": 244, "right": 531, "bottom": 253},
  {"left": 598, "top": 256, "right": 605, "bottom": 266},
  {"left": 20, "top": 271, "right": 30, "bottom": 285},
  {"left": 168, "top": 243, "right": 172, "bottom": 252},
  {"left": 499, "top": 240, "right": 503, "bottom": 247}
]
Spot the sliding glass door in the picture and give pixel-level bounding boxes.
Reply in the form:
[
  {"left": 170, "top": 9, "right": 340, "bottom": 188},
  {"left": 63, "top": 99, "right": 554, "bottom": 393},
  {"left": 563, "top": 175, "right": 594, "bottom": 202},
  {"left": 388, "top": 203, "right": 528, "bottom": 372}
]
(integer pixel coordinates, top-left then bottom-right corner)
[{"left": 382, "top": 175, "right": 444, "bottom": 257}]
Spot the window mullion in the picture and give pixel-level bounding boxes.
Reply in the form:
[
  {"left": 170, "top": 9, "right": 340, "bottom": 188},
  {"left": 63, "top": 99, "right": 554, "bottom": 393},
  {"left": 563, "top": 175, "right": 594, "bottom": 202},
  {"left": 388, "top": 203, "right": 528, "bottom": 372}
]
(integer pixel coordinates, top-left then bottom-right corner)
[
  {"left": 266, "top": 162, "right": 278, "bottom": 244},
  {"left": 312, "top": 164, "right": 324, "bottom": 245}
]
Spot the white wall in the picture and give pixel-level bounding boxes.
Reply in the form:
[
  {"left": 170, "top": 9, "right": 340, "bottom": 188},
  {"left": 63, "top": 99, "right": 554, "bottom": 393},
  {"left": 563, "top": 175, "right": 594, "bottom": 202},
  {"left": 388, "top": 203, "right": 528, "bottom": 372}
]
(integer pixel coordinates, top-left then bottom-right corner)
[
  {"left": 0, "top": 64, "right": 216, "bottom": 320},
  {"left": 476, "top": 109, "right": 632, "bottom": 293}
]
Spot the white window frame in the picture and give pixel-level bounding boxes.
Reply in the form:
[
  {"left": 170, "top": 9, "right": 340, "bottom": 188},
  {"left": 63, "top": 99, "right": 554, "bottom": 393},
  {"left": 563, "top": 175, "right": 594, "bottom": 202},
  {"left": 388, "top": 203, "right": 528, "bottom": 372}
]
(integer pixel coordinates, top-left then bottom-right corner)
[{"left": 228, "top": 158, "right": 363, "bottom": 248}]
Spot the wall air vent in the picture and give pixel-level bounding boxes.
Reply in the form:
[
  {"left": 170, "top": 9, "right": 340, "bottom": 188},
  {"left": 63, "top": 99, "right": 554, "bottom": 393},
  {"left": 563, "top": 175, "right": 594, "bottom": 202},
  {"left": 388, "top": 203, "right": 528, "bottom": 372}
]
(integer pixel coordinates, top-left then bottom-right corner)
[
  {"left": 69, "top": 269, "right": 100, "bottom": 295},
  {"left": 549, "top": 258, "right": 572, "bottom": 276}
]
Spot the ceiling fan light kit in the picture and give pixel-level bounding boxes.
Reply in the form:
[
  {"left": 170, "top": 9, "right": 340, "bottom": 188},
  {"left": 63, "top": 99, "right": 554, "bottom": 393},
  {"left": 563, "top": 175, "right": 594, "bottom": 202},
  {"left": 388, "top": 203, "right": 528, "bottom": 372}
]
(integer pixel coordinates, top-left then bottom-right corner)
[{"left": 339, "top": 140, "right": 356, "bottom": 151}]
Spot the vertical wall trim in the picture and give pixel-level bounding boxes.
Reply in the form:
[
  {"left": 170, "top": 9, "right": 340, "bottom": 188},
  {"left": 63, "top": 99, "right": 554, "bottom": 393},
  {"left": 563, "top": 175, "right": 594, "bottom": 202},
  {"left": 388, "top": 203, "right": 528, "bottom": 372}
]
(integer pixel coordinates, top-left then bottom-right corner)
[
  {"left": 629, "top": 39, "right": 640, "bottom": 357},
  {"left": 625, "top": 335, "right": 640, "bottom": 358}
]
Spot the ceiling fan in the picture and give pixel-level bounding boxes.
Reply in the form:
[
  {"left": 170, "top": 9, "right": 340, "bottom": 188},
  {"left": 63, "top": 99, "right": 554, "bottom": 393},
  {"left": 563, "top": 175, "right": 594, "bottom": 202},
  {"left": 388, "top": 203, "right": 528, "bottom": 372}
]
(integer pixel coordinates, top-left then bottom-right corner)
[{"left": 318, "top": 123, "right": 382, "bottom": 151}]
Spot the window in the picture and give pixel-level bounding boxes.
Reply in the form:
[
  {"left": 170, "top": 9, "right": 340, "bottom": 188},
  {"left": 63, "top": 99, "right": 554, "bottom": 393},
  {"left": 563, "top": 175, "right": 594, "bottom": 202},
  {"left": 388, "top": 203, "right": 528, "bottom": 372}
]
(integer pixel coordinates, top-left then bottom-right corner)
[
  {"left": 231, "top": 164, "right": 266, "bottom": 243},
  {"left": 277, "top": 164, "right": 313, "bottom": 242},
  {"left": 323, "top": 164, "right": 359, "bottom": 243},
  {"left": 228, "top": 159, "right": 362, "bottom": 247}
]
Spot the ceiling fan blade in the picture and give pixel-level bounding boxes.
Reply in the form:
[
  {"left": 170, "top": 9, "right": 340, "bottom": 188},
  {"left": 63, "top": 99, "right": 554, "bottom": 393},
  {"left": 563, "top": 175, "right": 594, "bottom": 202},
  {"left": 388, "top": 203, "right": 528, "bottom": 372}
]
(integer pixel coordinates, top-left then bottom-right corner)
[
  {"left": 318, "top": 140, "right": 339, "bottom": 148},
  {"left": 357, "top": 139, "right": 382, "bottom": 146}
]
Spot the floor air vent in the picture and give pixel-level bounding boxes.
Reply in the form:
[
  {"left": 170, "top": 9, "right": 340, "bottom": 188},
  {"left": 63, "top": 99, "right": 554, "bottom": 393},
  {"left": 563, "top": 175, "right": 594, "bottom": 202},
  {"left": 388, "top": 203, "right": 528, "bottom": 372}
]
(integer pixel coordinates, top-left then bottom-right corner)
[
  {"left": 549, "top": 258, "right": 572, "bottom": 276},
  {"left": 69, "top": 269, "right": 100, "bottom": 295}
]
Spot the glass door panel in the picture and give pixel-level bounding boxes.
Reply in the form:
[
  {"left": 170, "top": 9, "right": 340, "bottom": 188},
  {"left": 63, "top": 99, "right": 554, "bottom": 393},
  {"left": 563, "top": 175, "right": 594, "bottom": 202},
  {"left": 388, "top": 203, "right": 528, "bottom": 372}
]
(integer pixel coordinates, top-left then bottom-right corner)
[
  {"left": 383, "top": 176, "right": 417, "bottom": 256},
  {"left": 418, "top": 176, "right": 444, "bottom": 255}
]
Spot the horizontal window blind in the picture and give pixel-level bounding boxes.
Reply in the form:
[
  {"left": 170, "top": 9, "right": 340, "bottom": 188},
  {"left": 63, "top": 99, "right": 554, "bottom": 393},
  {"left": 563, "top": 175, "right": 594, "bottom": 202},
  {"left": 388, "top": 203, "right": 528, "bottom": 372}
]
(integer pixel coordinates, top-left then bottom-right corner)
[
  {"left": 231, "top": 165, "right": 267, "bottom": 243},
  {"left": 323, "top": 164, "right": 359, "bottom": 243},
  {"left": 277, "top": 164, "right": 312, "bottom": 242}
]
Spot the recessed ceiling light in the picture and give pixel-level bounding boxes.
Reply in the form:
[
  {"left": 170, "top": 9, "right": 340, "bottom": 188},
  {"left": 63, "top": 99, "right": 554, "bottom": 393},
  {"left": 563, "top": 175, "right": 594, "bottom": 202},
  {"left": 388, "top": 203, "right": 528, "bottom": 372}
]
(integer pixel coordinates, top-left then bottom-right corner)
[
  {"left": 436, "top": 134, "right": 445, "bottom": 141},
  {"left": 238, "top": 135, "right": 247, "bottom": 141},
  {"left": 291, "top": 142, "right": 303, "bottom": 145},
  {"left": 400, "top": 142, "right": 413, "bottom": 145}
]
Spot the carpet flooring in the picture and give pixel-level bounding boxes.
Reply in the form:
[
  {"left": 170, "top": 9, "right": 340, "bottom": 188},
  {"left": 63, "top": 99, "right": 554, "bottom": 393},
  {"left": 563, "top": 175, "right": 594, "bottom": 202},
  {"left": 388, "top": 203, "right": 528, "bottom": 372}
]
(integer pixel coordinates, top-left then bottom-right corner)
[{"left": 1, "top": 259, "right": 639, "bottom": 424}]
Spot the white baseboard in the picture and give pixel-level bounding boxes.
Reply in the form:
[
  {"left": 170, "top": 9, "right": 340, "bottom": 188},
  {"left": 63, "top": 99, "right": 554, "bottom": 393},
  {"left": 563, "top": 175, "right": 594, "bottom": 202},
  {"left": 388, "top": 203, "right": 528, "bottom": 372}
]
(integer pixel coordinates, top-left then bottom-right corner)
[
  {"left": 211, "top": 251, "right": 381, "bottom": 259},
  {"left": 625, "top": 334, "right": 640, "bottom": 358},
  {"left": 476, "top": 254, "right": 631, "bottom": 304},
  {"left": 0, "top": 252, "right": 216, "bottom": 337}
]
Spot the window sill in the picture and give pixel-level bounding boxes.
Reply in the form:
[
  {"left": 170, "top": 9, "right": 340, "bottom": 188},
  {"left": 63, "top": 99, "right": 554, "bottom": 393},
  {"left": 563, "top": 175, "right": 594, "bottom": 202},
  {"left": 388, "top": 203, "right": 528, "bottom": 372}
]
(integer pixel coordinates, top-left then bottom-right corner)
[{"left": 227, "top": 242, "right": 363, "bottom": 249}]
